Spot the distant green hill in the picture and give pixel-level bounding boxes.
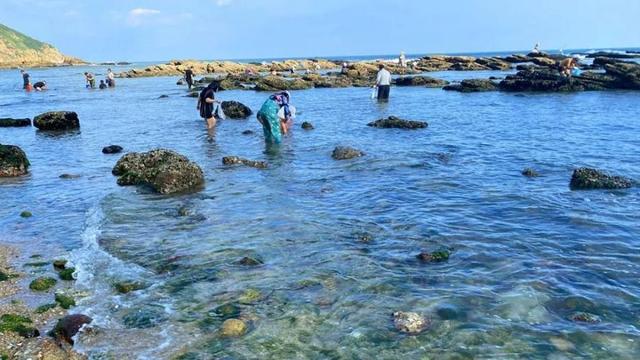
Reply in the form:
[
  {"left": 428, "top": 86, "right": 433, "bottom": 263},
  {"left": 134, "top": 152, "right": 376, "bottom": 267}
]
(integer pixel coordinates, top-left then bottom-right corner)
[{"left": 0, "top": 24, "right": 84, "bottom": 67}]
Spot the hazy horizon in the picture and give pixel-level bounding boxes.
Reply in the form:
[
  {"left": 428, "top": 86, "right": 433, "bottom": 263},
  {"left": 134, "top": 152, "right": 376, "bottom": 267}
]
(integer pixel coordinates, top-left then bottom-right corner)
[{"left": 1, "top": 0, "right": 639, "bottom": 62}]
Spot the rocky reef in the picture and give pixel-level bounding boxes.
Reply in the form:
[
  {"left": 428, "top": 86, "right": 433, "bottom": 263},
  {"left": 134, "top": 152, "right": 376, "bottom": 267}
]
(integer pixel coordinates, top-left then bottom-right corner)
[
  {"left": 0, "top": 144, "right": 30, "bottom": 177},
  {"left": 332, "top": 146, "right": 365, "bottom": 160},
  {"left": 222, "top": 156, "right": 268, "bottom": 169},
  {"left": 112, "top": 149, "right": 205, "bottom": 194},
  {"left": 33, "top": 111, "right": 80, "bottom": 131},
  {"left": 569, "top": 167, "right": 633, "bottom": 190},
  {"left": 0, "top": 118, "right": 31, "bottom": 127},
  {"left": 220, "top": 101, "right": 253, "bottom": 119},
  {"left": 368, "top": 116, "right": 428, "bottom": 129}
]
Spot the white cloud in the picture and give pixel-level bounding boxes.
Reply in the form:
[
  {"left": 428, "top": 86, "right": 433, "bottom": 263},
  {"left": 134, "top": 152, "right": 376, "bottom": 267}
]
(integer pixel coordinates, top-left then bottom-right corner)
[
  {"left": 216, "top": 0, "right": 233, "bottom": 6},
  {"left": 127, "top": 8, "right": 161, "bottom": 26}
]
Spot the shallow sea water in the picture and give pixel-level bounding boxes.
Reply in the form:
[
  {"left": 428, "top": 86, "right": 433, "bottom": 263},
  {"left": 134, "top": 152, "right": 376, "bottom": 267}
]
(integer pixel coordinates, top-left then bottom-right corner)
[{"left": 1, "top": 64, "right": 640, "bottom": 359}]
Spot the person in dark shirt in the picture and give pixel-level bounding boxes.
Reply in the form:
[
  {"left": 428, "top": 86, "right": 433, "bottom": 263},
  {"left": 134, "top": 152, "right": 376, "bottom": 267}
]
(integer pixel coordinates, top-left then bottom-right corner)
[
  {"left": 99, "top": 80, "right": 107, "bottom": 89},
  {"left": 33, "top": 81, "right": 47, "bottom": 91},
  {"left": 197, "top": 81, "right": 220, "bottom": 129},
  {"left": 184, "top": 68, "right": 194, "bottom": 90},
  {"left": 21, "top": 69, "right": 30, "bottom": 89}
]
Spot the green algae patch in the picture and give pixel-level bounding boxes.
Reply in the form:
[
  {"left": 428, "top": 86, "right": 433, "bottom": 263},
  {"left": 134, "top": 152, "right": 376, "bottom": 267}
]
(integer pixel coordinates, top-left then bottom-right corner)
[
  {"left": 114, "top": 281, "right": 146, "bottom": 294},
  {"left": 24, "top": 261, "right": 49, "bottom": 267},
  {"left": 239, "top": 288, "right": 262, "bottom": 304},
  {"left": 55, "top": 293, "right": 76, "bottom": 309},
  {"left": 0, "top": 314, "right": 39, "bottom": 338},
  {"left": 35, "top": 303, "right": 58, "bottom": 314},
  {"left": 58, "top": 267, "right": 75, "bottom": 281},
  {"left": 29, "top": 276, "right": 57, "bottom": 291}
]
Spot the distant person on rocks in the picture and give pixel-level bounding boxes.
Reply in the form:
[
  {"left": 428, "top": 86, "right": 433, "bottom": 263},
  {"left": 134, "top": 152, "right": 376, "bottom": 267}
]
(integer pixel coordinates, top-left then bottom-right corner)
[
  {"left": 270, "top": 69, "right": 278, "bottom": 76},
  {"left": 20, "top": 69, "right": 30, "bottom": 89},
  {"left": 106, "top": 68, "right": 116, "bottom": 87},
  {"left": 375, "top": 64, "right": 392, "bottom": 101},
  {"left": 99, "top": 80, "right": 108, "bottom": 89},
  {"left": 399, "top": 52, "right": 407, "bottom": 67},
  {"left": 341, "top": 62, "right": 349, "bottom": 74},
  {"left": 197, "top": 81, "right": 220, "bottom": 129},
  {"left": 257, "top": 91, "right": 293, "bottom": 144},
  {"left": 84, "top": 72, "right": 96, "bottom": 88},
  {"left": 33, "top": 81, "right": 47, "bottom": 91},
  {"left": 532, "top": 43, "right": 541, "bottom": 54},
  {"left": 560, "top": 57, "right": 580, "bottom": 77},
  {"left": 184, "top": 67, "right": 194, "bottom": 89}
]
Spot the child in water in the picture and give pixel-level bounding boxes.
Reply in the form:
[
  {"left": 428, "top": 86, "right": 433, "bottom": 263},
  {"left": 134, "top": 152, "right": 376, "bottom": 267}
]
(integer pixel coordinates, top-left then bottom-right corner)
[{"left": 99, "top": 80, "right": 107, "bottom": 89}]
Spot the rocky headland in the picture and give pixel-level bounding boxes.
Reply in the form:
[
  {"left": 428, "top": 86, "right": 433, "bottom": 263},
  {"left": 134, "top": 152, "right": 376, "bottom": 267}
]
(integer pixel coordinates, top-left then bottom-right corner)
[{"left": 0, "top": 24, "right": 84, "bottom": 68}]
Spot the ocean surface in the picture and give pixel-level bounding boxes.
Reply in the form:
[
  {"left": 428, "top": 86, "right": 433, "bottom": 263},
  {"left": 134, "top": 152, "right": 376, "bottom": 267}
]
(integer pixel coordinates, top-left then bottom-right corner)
[{"left": 1, "top": 52, "right": 640, "bottom": 359}]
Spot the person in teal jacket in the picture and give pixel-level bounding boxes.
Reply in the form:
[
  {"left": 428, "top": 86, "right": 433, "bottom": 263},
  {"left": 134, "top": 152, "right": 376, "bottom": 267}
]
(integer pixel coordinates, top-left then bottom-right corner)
[{"left": 257, "top": 91, "right": 293, "bottom": 144}]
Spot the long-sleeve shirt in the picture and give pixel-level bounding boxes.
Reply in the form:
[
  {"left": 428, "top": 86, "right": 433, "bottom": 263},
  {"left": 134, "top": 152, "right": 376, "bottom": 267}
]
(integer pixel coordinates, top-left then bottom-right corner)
[{"left": 376, "top": 69, "right": 391, "bottom": 86}]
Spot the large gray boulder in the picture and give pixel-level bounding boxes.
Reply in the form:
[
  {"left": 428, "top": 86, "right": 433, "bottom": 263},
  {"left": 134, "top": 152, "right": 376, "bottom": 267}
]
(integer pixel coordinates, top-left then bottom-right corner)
[
  {"left": 33, "top": 111, "right": 80, "bottom": 131},
  {"left": 112, "top": 149, "right": 205, "bottom": 194},
  {"left": 0, "top": 144, "right": 30, "bottom": 177}
]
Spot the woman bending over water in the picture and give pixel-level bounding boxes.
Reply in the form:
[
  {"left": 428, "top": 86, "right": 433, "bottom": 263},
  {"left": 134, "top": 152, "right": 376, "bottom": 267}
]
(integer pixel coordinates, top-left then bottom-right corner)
[{"left": 257, "top": 91, "right": 294, "bottom": 144}]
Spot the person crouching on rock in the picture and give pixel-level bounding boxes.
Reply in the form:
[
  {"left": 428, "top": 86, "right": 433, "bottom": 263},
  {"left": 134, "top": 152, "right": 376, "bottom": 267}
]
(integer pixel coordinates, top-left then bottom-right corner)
[
  {"left": 559, "top": 58, "right": 579, "bottom": 77},
  {"left": 257, "top": 91, "right": 292, "bottom": 144},
  {"left": 197, "top": 81, "right": 221, "bottom": 129},
  {"left": 33, "top": 81, "right": 47, "bottom": 91}
]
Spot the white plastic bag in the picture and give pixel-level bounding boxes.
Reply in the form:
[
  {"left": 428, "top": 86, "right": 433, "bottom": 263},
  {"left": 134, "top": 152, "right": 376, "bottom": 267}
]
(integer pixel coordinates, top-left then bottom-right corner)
[
  {"left": 371, "top": 87, "right": 377, "bottom": 99},
  {"left": 215, "top": 104, "right": 226, "bottom": 120}
]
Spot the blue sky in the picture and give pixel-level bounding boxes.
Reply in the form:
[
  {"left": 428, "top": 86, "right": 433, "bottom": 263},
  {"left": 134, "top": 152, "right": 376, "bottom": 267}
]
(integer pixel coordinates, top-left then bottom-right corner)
[{"left": 0, "top": 0, "right": 638, "bottom": 61}]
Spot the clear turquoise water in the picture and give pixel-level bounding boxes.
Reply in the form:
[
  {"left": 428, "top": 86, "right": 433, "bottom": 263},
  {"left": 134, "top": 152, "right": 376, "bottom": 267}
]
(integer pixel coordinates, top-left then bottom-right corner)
[{"left": 1, "top": 64, "right": 640, "bottom": 359}]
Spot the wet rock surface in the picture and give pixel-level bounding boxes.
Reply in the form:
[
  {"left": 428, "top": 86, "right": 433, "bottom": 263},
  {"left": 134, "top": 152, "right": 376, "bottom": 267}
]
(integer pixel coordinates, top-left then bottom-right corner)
[
  {"left": 0, "top": 144, "right": 30, "bottom": 177},
  {"left": 102, "top": 145, "right": 123, "bottom": 154},
  {"left": 393, "top": 76, "right": 448, "bottom": 87},
  {"left": 392, "top": 311, "right": 430, "bottom": 334},
  {"left": 301, "top": 121, "right": 314, "bottom": 130},
  {"left": 367, "top": 116, "right": 428, "bottom": 129},
  {"left": 33, "top": 111, "right": 80, "bottom": 131},
  {"left": 444, "top": 79, "right": 498, "bottom": 92},
  {"left": 221, "top": 101, "right": 253, "bottom": 119},
  {"left": 0, "top": 118, "right": 31, "bottom": 127},
  {"left": 112, "top": 149, "right": 205, "bottom": 194},
  {"left": 50, "top": 314, "right": 92, "bottom": 344},
  {"left": 569, "top": 167, "right": 633, "bottom": 190},
  {"left": 222, "top": 156, "right": 268, "bottom": 169},
  {"left": 332, "top": 146, "right": 364, "bottom": 160},
  {"left": 522, "top": 168, "right": 540, "bottom": 177},
  {"left": 416, "top": 249, "right": 451, "bottom": 263}
]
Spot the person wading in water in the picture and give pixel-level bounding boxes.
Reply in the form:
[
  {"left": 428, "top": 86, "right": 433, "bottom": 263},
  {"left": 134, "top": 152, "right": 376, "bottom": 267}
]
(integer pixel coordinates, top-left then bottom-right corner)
[{"left": 197, "top": 81, "right": 221, "bottom": 129}]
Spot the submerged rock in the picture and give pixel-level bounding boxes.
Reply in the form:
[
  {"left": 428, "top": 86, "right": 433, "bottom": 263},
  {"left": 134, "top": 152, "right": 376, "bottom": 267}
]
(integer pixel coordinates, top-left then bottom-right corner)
[
  {"left": 222, "top": 156, "right": 267, "bottom": 169},
  {"left": 221, "top": 101, "right": 253, "bottom": 119},
  {"left": 0, "top": 118, "right": 31, "bottom": 127},
  {"left": 214, "top": 303, "right": 241, "bottom": 319},
  {"left": 55, "top": 293, "right": 76, "bottom": 309},
  {"left": 114, "top": 281, "right": 146, "bottom": 294},
  {"left": 52, "top": 259, "right": 68, "bottom": 270},
  {"left": 443, "top": 79, "right": 498, "bottom": 92},
  {"left": 522, "top": 168, "right": 540, "bottom": 177},
  {"left": 102, "top": 145, "right": 123, "bottom": 154},
  {"left": 158, "top": 94, "right": 169, "bottom": 99},
  {"left": 238, "top": 288, "right": 262, "bottom": 304},
  {"left": 238, "top": 256, "right": 263, "bottom": 266},
  {"left": 392, "top": 311, "right": 430, "bottom": 335},
  {"left": 59, "top": 173, "right": 81, "bottom": 179},
  {"left": 20, "top": 210, "right": 32, "bottom": 218},
  {"left": 220, "top": 319, "right": 248, "bottom": 337},
  {"left": 112, "top": 149, "right": 205, "bottom": 194},
  {"left": 332, "top": 146, "right": 364, "bottom": 160},
  {"left": 0, "top": 314, "right": 39, "bottom": 338},
  {"left": 29, "top": 277, "right": 57, "bottom": 291},
  {"left": 241, "top": 130, "right": 254, "bottom": 135},
  {"left": 569, "top": 167, "right": 633, "bottom": 190},
  {"left": 569, "top": 312, "right": 601, "bottom": 324},
  {"left": 416, "top": 249, "right": 451, "bottom": 263},
  {"left": 301, "top": 121, "right": 314, "bottom": 130},
  {"left": 58, "top": 267, "right": 75, "bottom": 281},
  {"left": 367, "top": 116, "right": 428, "bottom": 129},
  {"left": 0, "top": 144, "right": 30, "bottom": 177},
  {"left": 33, "top": 111, "right": 80, "bottom": 131},
  {"left": 50, "top": 314, "right": 92, "bottom": 345}
]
